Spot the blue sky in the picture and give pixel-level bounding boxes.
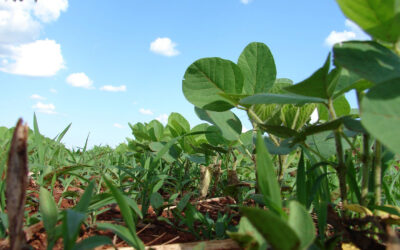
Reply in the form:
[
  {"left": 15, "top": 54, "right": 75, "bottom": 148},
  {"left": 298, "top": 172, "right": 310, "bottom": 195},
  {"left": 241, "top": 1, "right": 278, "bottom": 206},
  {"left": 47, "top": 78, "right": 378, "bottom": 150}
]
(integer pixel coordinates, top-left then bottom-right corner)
[{"left": 0, "top": 0, "right": 369, "bottom": 148}]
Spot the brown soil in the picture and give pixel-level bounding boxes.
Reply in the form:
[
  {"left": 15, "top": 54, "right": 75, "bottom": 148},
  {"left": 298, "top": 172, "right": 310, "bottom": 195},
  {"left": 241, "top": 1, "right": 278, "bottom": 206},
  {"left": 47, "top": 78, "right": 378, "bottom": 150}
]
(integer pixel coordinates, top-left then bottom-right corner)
[{"left": 3, "top": 179, "right": 239, "bottom": 249}]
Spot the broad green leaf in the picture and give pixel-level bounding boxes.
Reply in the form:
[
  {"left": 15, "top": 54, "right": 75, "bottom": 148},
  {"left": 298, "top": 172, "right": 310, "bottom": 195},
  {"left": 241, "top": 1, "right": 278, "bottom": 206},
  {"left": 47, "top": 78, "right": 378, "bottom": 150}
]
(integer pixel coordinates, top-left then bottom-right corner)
[
  {"left": 285, "top": 54, "right": 332, "bottom": 99},
  {"left": 129, "top": 122, "right": 150, "bottom": 142},
  {"left": 361, "top": 78, "right": 400, "bottom": 154},
  {"left": 305, "top": 131, "right": 349, "bottom": 159},
  {"left": 259, "top": 124, "right": 299, "bottom": 138},
  {"left": 288, "top": 201, "right": 316, "bottom": 250},
  {"left": 147, "top": 120, "right": 164, "bottom": 141},
  {"left": 336, "top": 0, "right": 400, "bottom": 43},
  {"left": 195, "top": 107, "right": 242, "bottom": 141},
  {"left": 241, "top": 207, "right": 301, "bottom": 250},
  {"left": 237, "top": 42, "right": 276, "bottom": 94},
  {"left": 332, "top": 68, "right": 363, "bottom": 98},
  {"left": 73, "top": 236, "right": 112, "bottom": 250},
  {"left": 256, "top": 132, "right": 282, "bottom": 212},
  {"left": 167, "top": 112, "right": 190, "bottom": 137},
  {"left": 271, "top": 78, "right": 293, "bottom": 92},
  {"left": 281, "top": 104, "right": 316, "bottom": 131},
  {"left": 205, "top": 126, "right": 229, "bottom": 147},
  {"left": 250, "top": 103, "right": 282, "bottom": 126},
  {"left": 240, "top": 93, "right": 326, "bottom": 105},
  {"left": 264, "top": 137, "right": 298, "bottom": 155},
  {"left": 334, "top": 41, "right": 400, "bottom": 84},
  {"left": 149, "top": 142, "right": 179, "bottom": 163},
  {"left": 318, "top": 95, "right": 351, "bottom": 121},
  {"left": 39, "top": 187, "right": 58, "bottom": 241},
  {"left": 182, "top": 57, "right": 244, "bottom": 111}
]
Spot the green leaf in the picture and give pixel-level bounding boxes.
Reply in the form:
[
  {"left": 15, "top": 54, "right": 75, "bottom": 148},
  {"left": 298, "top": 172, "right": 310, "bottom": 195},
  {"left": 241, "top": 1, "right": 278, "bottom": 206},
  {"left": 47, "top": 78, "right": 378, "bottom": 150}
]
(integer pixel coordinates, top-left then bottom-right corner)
[
  {"left": 39, "top": 187, "right": 58, "bottom": 241},
  {"left": 263, "top": 137, "right": 298, "bottom": 155},
  {"left": 361, "top": 78, "right": 400, "bottom": 154},
  {"left": 281, "top": 104, "right": 316, "bottom": 131},
  {"left": 182, "top": 57, "right": 244, "bottom": 111},
  {"left": 62, "top": 209, "right": 85, "bottom": 250},
  {"left": 318, "top": 95, "right": 351, "bottom": 121},
  {"left": 147, "top": 120, "right": 165, "bottom": 141},
  {"left": 336, "top": 0, "right": 400, "bottom": 43},
  {"left": 97, "top": 223, "right": 139, "bottom": 248},
  {"left": 195, "top": 107, "right": 242, "bottom": 141},
  {"left": 296, "top": 152, "right": 307, "bottom": 207},
  {"left": 240, "top": 93, "right": 326, "bottom": 105},
  {"left": 285, "top": 54, "right": 332, "bottom": 99},
  {"left": 178, "top": 193, "right": 192, "bottom": 212},
  {"left": 149, "top": 141, "right": 179, "bottom": 163},
  {"left": 241, "top": 207, "right": 301, "bottom": 250},
  {"left": 288, "top": 201, "right": 316, "bottom": 250},
  {"left": 167, "top": 112, "right": 190, "bottom": 136},
  {"left": 73, "top": 236, "right": 112, "bottom": 250},
  {"left": 334, "top": 41, "right": 400, "bottom": 84},
  {"left": 237, "top": 42, "right": 276, "bottom": 94},
  {"left": 259, "top": 124, "right": 299, "bottom": 138},
  {"left": 227, "top": 217, "right": 266, "bottom": 250},
  {"left": 124, "top": 196, "right": 143, "bottom": 219},
  {"left": 103, "top": 177, "right": 145, "bottom": 250},
  {"left": 204, "top": 126, "right": 229, "bottom": 147},
  {"left": 256, "top": 133, "right": 282, "bottom": 212},
  {"left": 332, "top": 68, "right": 363, "bottom": 98},
  {"left": 150, "top": 192, "right": 164, "bottom": 210},
  {"left": 73, "top": 181, "right": 94, "bottom": 213}
]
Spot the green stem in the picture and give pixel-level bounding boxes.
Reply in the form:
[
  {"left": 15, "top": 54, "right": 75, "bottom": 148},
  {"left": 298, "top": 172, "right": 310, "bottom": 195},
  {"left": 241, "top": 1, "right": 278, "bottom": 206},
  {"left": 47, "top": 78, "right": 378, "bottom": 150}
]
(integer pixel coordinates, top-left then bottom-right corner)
[
  {"left": 361, "top": 134, "right": 370, "bottom": 206},
  {"left": 302, "top": 142, "right": 328, "bottom": 162},
  {"left": 328, "top": 98, "right": 347, "bottom": 204},
  {"left": 278, "top": 154, "right": 289, "bottom": 185},
  {"left": 374, "top": 140, "right": 382, "bottom": 206},
  {"left": 356, "top": 90, "right": 371, "bottom": 206},
  {"left": 248, "top": 108, "right": 264, "bottom": 125}
]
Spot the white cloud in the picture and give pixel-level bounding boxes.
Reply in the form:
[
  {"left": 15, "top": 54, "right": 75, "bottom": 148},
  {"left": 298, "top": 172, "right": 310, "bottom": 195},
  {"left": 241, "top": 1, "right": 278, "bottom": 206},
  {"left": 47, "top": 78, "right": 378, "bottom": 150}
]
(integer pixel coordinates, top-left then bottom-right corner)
[
  {"left": 242, "top": 126, "right": 249, "bottom": 133},
  {"left": 33, "top": 0, "right": 68, "bottom": 23},
  {"left": 240, "top": 0, "right": 253, "bottom": 4},
  {"left": 100, "top": 85, "right": 127, "bottom": 92},
  {"left": 156, "top": 114, "right": 168, "bottom": 124},
  {"left": 0, "top": 3, "right": 40, "bottom": 44},
  {"left": 32, "top": 101, "right": 56, "bottom": 114},
  {"left": 325, "top": 19, "right": 370, "bottom": 47},
  {"left": 139, "top": 108, "right": 153, "bottom": 115},
  {"left": 50, "top": 88, "right": 57, "bottom": 93},
  {"left": 150, "top": 37, "right": 180, "bottom": 57},
  {"left": 0, "top": 39, "right": 64, "bottom": 76},
  {"left": 30, "top": 94, "right": 46, "bottom": 100},
  {"left": 0, "top": 1, "right": 67, "bottom": 77},
  {"left": 113, "top": 123, "right": 124, "bottom": 129},
  {"left": 66, "top": 73, "right": 94, "bottom": 89}
]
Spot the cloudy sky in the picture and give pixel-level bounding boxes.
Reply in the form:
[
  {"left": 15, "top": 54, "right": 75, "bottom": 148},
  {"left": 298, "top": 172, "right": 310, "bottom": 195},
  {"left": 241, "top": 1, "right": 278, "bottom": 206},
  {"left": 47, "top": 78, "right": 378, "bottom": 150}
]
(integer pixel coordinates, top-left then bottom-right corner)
[{"left": 0, "top": 0, "right": 369, "bottom": 148}]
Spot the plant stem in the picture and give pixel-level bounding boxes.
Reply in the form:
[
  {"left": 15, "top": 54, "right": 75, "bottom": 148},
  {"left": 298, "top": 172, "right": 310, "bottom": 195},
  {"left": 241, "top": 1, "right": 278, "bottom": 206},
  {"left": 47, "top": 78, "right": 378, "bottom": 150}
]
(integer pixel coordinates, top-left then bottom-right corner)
[
  {"left": 374, "top": 140, "right": 382, "bottom": 206},
  {"left": 361, "top": 134, "right": 370, "bottom": 206},
  {"left": 356, "top": 90, "right": 371, "bottom": 206},
  {"left": 247, "top": 108, "right": 264, "bottom": 125},
  {"left": 327, "top": 98, "right": 347, "bottom": 205}
]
